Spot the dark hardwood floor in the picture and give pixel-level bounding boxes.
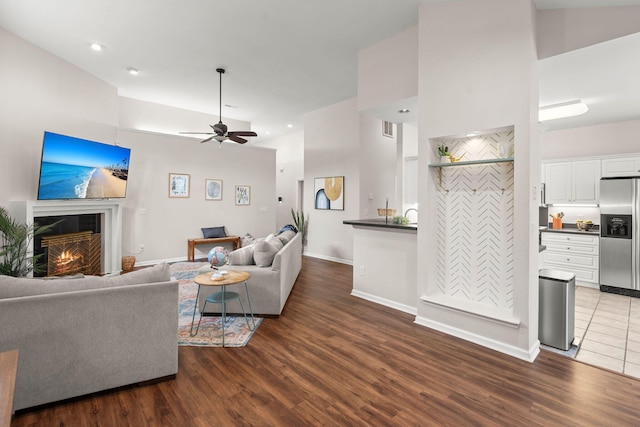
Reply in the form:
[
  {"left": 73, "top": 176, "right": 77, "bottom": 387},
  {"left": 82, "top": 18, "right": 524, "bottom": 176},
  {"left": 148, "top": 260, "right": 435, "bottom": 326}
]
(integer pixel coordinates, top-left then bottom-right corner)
[{"left": 12, "top": 257, "right": 640, "bottom": 426}]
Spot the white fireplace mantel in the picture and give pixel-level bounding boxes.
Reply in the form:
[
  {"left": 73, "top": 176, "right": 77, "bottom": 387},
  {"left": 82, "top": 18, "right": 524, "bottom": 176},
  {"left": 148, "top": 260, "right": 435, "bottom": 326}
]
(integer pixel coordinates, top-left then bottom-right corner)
[{"left": 9, "top": 200, "right": 123, "bottom": 274}]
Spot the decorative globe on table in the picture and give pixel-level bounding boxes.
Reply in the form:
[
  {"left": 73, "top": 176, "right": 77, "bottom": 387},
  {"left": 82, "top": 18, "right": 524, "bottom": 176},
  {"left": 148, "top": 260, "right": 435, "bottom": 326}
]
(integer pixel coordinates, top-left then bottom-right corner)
[{"left": 207, "top": 246, "right": 229, "bottom": 267}]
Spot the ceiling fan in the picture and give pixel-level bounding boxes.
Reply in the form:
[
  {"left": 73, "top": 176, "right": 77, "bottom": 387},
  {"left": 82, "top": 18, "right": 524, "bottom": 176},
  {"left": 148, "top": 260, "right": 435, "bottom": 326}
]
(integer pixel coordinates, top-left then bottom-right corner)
[{"left": 180, "top": 68, "right": 257, "bottom": 144}]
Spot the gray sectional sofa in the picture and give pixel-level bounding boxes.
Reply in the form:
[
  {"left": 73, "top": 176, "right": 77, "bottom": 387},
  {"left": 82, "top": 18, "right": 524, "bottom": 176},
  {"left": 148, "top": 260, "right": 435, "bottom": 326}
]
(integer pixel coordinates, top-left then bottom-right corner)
[
  {"left": 197, "top": 231, "right": 302, "bottom": 316},
  {"left": 0, "top": 263, "right": 178, "bottom": 411}
]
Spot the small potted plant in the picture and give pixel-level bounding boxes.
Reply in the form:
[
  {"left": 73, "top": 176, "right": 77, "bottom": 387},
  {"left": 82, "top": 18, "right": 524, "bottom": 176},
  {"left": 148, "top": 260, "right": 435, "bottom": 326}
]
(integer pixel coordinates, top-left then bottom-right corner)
[
  {"left": 391, "top": 216, "right": 409, "bottom": 225},
  {"left": 437, "top": 144, "right": 450, "bottom": 163}
]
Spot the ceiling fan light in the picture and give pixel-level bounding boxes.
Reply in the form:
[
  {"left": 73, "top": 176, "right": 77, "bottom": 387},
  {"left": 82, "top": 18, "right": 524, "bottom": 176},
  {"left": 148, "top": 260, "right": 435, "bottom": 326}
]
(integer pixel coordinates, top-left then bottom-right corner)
[{"left": 539, "top": 100, "right": 588, "bottom": 122}]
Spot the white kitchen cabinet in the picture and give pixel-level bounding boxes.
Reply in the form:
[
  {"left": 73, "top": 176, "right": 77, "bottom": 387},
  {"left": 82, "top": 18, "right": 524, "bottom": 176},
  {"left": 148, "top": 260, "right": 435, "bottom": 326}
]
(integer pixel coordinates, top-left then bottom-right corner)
[
  {"left": 544, "top": 162, "right": 571, "bottom": 204},
  {"left": 543, "top": 160, "right": 600, "bottom": 205},
  {"left": 601, "top": 156, "right": 640, "bottom": 177},
  {"left": 540, "top": 231, "right": 599, "bottom": 285}
]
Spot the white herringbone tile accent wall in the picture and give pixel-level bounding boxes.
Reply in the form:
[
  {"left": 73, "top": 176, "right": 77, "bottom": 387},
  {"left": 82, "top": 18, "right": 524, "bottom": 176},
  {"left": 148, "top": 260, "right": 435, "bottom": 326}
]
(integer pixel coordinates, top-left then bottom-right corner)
[{"left": 435, "top": 131, "right": 514, "bottom": 310}]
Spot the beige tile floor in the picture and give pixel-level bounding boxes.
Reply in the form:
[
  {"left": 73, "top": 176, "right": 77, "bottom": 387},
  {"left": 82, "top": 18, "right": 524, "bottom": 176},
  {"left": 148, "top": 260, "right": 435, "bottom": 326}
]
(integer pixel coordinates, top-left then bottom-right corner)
[{"left": 573, "top": 285, "right": 640, "bottom": 379}]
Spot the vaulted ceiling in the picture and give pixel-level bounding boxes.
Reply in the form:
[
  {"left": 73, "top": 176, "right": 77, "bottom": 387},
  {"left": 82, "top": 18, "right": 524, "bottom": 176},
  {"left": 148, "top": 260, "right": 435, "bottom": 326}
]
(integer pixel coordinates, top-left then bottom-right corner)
[{"left": 1, "top": 0, "right": 639, "bottom": 142}]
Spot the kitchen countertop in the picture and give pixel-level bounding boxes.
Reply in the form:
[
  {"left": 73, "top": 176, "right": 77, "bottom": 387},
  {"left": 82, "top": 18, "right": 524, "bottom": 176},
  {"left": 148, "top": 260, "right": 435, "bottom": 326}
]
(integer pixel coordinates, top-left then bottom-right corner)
[
  {"left": 540, "top": 223, "right": 600, "bottom": 235},
  {"left": 343, "top": 218, "right": 418, "bottom": 231},
  {"left": 346, "top": 221, "right": 548, "bottom": 249}
]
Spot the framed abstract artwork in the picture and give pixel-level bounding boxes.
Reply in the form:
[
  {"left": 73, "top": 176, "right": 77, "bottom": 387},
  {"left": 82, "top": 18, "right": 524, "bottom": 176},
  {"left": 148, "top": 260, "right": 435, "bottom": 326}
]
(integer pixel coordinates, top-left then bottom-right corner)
[
  {"left": 205, "top": 179, "right": 223, "bottom": 200},
  {"left": 235, "top": 185, "right": 251, "bottom": 205},
  {"left": 168, "top": 173, "right": 190, "bottom": 198},
  {"left": 315, "top": 176, "right": 344, "bottom": 210}
]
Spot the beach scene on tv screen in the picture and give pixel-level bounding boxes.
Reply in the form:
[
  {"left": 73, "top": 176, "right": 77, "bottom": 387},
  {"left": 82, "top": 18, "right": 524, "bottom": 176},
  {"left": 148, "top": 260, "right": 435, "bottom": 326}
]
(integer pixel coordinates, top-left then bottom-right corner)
[{"left": 38, "top": 132, "right": 131, "bottom": 200}]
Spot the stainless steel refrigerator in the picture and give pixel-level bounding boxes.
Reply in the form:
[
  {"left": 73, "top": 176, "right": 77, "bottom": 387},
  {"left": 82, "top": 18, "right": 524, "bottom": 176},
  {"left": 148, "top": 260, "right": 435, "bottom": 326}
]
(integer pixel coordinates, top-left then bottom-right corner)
[{"left": 600, "top": 178, "right": 640, "bottom": 291}]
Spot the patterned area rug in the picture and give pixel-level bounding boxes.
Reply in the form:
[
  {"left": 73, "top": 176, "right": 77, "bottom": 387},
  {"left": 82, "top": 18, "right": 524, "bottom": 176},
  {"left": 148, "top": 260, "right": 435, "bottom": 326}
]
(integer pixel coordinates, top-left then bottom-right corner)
[{"left": 171, "top": 262, "right": 262, "bottom": 347}]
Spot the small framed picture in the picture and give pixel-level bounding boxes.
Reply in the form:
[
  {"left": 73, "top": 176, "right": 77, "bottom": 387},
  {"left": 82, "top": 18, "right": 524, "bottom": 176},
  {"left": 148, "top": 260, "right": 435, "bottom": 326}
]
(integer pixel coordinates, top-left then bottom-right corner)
[
  {"left": 235, "top": 185, "right": 251, "bottom": 205},
  {"left": 169, "top": 173, "right": 190, "bottom": 198},
  {"left": 205, "top": 179, "right": 223, "bottom": 201}
]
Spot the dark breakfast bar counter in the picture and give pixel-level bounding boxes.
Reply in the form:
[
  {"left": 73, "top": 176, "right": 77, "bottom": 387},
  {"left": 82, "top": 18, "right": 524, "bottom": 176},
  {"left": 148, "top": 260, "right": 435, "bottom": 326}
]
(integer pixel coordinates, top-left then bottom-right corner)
[{"left": 343, "top": 218, "right": 418, "bottom": 232}]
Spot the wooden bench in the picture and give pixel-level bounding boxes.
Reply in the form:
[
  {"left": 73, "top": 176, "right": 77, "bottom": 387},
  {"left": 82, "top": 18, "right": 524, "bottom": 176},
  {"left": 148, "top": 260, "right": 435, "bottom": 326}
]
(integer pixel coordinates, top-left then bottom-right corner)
[{"left": 187, "top": 236, "right": 241, "bottom": 261}]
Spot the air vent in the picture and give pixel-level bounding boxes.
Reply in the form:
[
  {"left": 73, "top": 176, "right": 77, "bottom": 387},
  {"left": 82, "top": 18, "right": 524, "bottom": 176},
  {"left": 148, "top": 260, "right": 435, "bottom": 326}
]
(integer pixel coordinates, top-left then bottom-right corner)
[{"left": 382, "top": 121, "right": 394, "bottom": 138}]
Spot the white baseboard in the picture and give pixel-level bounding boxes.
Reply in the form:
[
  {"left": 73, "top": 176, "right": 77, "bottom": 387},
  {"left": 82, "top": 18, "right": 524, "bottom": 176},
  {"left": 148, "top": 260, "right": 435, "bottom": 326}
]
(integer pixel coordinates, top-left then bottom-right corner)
[
  {"left": 414, "top": 315, "right": 540, "bottom": 363},
  {"left": 351, "top": 290, "right": 417, "bottom": 316},
  {"left": 134, "top": 257, "right": 191, "bottom": 267},
  {"left": 576, "top": 281, "right": 599, "bottom": 289},
  {"left": 303, "top": 252, "right": 353, "bottom": 265}
]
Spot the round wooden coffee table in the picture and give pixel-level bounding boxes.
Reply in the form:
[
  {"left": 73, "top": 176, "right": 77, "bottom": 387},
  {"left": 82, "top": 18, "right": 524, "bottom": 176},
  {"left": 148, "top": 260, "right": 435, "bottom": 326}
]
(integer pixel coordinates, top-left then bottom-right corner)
[{"left": 190, "top": 270, "right": 255, "bottom": 346}]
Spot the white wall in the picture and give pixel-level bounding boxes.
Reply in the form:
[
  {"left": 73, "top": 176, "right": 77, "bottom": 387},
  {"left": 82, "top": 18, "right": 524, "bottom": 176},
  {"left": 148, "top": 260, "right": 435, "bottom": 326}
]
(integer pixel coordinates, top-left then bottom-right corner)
[
  {"left": 257, "top": 131, "right": 305, "bottom": 228},
  {"left": 541, "top": 118, "right": 640, "bottom": 160},
  {"left": 303, "top": 98, "right": 360, "bottom": 263},
  {"left": 118, "top": 96, "right": 251, "bottom": 137},
  {"left": 402, "top": 124, "right": 418, "bottom": 158},
  {"left": 401, "top": 124, "right": 419, "bottom": 217},
  {"left": 358, "top": 115, "right": 398, "bottom": 218},
  {"left": 417, "top": 0, "right": 539, "bottom": 362},
  {"left": 357, "top": 25, "right": 418, "bottom": 112},
  {"left": 537, "top": 6, "right": 640, "bottom": 59},
  {"left": 0, "top": 28, "right": 118, "bottom": 206}
]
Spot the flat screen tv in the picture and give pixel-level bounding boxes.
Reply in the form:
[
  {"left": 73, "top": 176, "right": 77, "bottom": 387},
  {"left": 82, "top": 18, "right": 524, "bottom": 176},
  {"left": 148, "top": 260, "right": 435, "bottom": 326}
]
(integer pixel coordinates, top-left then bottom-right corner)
[{"left": 37, "top": 131, "right": 131, "bottom": 200}]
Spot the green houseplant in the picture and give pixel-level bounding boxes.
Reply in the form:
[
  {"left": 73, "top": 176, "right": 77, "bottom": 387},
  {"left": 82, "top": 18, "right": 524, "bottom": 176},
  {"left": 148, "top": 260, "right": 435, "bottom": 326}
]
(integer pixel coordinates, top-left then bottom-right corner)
[
  {"left": 0, "top": 206, "right": 56, "bottom": 277},
  {"left": 437, "top": 144, "right": 450, "bottom": 163},
  {"left": 291, "top": 208, "right": 307, "bottom": 248}
]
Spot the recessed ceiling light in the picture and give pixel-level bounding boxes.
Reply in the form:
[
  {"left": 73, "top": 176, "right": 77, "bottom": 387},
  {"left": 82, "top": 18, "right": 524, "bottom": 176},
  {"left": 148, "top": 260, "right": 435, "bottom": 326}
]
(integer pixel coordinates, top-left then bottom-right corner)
[
  {"left": 398, "top": 109, "right": 410, "bottom": 114},
  {"left": 287, "top": 124, "right": 293, "bottom": 128},
  {"left": 127, "top": 67, "right": 140, "bottom": 76},
  {"left": 90, "top": 42, "right": 104, "bottom": 52},
  {"left": 539, "top": 100, "right": 588, "bottom": 122},
  {"left": 466, "top": 132, "right": 478, "bottom": 137}
]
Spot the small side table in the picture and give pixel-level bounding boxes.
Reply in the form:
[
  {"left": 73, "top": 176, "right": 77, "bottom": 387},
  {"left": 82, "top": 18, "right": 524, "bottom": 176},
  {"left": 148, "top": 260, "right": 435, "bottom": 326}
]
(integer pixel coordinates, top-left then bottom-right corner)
[{"left": 190, "top": 270, "right": 255, "bottom": 346}]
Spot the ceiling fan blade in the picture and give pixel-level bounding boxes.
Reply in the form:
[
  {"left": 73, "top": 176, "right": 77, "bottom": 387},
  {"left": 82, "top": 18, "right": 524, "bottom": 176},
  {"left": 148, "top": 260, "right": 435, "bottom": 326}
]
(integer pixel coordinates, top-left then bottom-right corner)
[
  {"left": 228, "top": 131, "right": 257, "bottom": 137},
  {"left": 201, "top": 135, "right": 216, "bottom": 143},
  {"left": 180, "top": 131, "right": 214, "bottom": 135},
  {"left": 228, "top": 135, "right": 248, "bottom": 144}
]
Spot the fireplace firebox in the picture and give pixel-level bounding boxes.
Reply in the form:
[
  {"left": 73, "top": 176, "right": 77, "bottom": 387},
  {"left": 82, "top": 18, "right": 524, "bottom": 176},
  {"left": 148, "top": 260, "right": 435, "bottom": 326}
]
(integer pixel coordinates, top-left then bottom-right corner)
[
  {"left": 34, "top": 213, "right": 102, "bottom": 277},
  {"left": 40, "top": 231, "right": 101, "bottom": 276}
]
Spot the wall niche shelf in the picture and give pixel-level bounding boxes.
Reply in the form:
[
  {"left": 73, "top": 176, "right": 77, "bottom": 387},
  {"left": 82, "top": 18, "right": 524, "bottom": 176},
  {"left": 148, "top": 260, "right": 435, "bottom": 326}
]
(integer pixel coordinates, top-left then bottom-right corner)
[
  {"left": 430, "top": 157, "right": 513, "bottom": 187},
  {"left": 428, "top": 157, "right": 513, "bottom": 168}
]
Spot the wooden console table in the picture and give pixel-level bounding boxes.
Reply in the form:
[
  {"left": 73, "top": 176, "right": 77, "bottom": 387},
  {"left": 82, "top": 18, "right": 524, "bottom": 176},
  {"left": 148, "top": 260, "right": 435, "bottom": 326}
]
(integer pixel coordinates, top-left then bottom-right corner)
[
  {"left": 187, "top": 236, "right": 241, "bottom": 261},
  {"left": 0, "top": 349, "right": 18, "bottom": 427}
]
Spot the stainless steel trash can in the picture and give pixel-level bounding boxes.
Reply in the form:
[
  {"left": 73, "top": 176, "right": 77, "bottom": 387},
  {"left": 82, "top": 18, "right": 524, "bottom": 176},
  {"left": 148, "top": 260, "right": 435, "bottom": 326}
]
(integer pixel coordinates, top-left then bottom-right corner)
[{"left": 539, "top": 268, "right": 575, "bottom": 351}]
